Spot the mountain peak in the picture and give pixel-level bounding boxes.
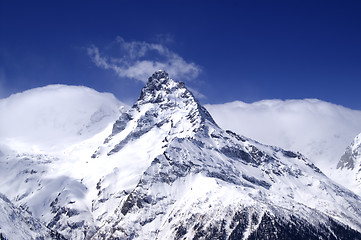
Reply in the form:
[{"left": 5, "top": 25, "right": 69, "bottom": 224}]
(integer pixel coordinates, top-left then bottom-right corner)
[
  {"left": 137, "top": 70, "right": 216, "bottom": 125},
  {"left": 138, "top": 70, "right": 183, "bottom": 103},
  {"left": 99, "top": 70, "right": 217, "bottom": 155},
  {"left": 338, "top": 133, "right": 361, "bottom": 170},
  {"left": 148, "top": 69, "right": 169, "bottom": 83},
  {"left": 336, "top": 133, "right": 361, "bottom": 196}
]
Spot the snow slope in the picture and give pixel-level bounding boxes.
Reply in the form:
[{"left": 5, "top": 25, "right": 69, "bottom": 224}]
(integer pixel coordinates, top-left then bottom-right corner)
[
  {"left": 0, "top": 72, "right": 360, "bottom": 239},
  {"left": 0, "top": 193, "right": 55, "bottom": 240}
]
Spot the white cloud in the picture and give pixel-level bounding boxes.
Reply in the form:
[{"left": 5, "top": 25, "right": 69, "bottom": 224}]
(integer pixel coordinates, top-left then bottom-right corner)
[
  {"left": 187, "top": 86, "right": 206, "bottom": 99},
  {"left": 0, "top": 85, "right": 127, "bottom": 152},
  {"left": 87, "top": 37, "right": 201, "bottom": 83},
  {"left": 153, "top": 33, "right": 175, "bottom": 45}
]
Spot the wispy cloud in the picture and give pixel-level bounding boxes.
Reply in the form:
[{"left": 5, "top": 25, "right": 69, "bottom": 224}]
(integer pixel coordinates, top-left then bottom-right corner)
[
  {"left": 152, "top": 33, "right": 175, "bottom": 45},
  {"left": 87, "top": 37, "right": 201, "bottom": 83},
  {"left": 187, "top": 86, "right": 206, "bottom": 99}
]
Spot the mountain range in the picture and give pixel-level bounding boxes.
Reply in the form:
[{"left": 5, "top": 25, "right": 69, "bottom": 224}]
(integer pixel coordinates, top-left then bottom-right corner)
[
  {"left": 205, "top": 99, "right": 361, "bottom": 196},
  {"left": 0, "top": 70, "right": 360, "bottom": 239}
]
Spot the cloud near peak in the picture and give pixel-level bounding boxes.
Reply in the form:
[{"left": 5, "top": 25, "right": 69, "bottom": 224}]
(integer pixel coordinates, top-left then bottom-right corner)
[{"left": 87, "top": 37, "right": 201, "bottom": 83}]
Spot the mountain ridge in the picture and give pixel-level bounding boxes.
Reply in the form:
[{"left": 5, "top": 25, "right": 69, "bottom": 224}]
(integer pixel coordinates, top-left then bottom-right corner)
[
  {"left": 205, "top": 99, "right": 361, "bottom": 195},
  {"left": 335, "top": 133, "right": 361, "bottom": 196}
]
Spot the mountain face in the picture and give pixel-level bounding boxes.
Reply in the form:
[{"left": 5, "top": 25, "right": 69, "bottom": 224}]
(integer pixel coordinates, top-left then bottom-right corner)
[
  {"left": 0, "top": 193, "right": 63, "bottom": 240},
  {"left": 336, "top": 133, "right": 361, "bottom": 196},
  {"left": 338, "top": 133, "right": 361, "bottom": 171},
  {"left": 1, "top": 70, "right": 361, "bottom": 239}
]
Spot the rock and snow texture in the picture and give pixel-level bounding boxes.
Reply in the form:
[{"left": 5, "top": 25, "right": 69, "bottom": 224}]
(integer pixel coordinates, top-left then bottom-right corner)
[
  {"left": 205, "top": 100, "right": 361, "bottom": 191},
  {"left": 0, "top": 71, "right": 361, "bottom": 239},
  {"left": 90, "top": 71, "right": 361, "bottom": 239},
  {"left": 0, "top": 193, "right": 55, "bottom": 240}
]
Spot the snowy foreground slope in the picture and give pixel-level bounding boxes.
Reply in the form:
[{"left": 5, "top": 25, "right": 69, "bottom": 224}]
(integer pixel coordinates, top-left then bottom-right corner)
[{"left": 1, "top": 71, "right": 361, "bottom": 239}]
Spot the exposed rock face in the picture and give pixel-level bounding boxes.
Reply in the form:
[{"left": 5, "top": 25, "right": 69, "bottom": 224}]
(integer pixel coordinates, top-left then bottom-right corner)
[
  {"left": 336, "top": 133, "right": 361, "bottom": 196},
  {"left": 0, "top": 193, "right": 62, "bottom": 239}
]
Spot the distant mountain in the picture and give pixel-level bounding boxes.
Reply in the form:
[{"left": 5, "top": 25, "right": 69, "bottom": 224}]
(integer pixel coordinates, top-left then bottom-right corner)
[
  {"left": 334, "top": 133, "right": 361, "bottom": 196},
  {"left": 0, "top": 71, "right": 360, "bottom": 239},
  {"left": 205, "top": 99, "right": 361, "bottom": 192}
]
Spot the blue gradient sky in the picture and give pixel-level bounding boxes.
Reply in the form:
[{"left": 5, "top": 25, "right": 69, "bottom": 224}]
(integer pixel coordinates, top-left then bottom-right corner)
[{"left": 1, "top": 1, "right": 360, "bottom": 109}]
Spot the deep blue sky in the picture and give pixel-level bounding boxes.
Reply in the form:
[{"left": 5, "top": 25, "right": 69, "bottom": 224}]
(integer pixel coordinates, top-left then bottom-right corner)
[{"left": 1, "top": 1, "right": 361, "bottom": 109}]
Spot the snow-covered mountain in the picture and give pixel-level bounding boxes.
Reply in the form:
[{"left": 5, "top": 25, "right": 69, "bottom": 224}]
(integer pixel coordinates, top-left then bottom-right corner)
[
  {"left": 1, "top": 71, "right": 361, "bottom": 239},
  {"left": 205, "top": 100, "right": 361, "bottom": 193},
  {"left": 333, "top": 133, "right": 361, "bottom": 196}
]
